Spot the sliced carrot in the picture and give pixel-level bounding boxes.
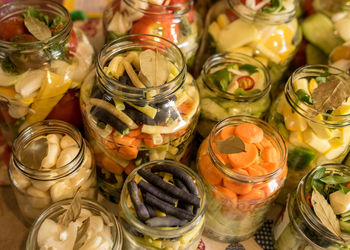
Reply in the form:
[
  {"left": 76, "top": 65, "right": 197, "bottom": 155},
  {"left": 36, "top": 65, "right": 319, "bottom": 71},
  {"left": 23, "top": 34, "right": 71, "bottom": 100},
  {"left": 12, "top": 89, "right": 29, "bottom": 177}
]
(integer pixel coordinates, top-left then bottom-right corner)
[
  {"left": 128, "top": 127, "right": 142, "bottom": 137},
  {"left": 103, "top": 135, "right": 117, "bottom": 150},
  {"left": 260, "top": 137, "right": 273, "bottom": 148},
  {"left": 144, "top": 137, "right": 155, "bottom": 147},
  {"left": 217, "top": 125, "right": 236, "bottom": 140},
  {"left": 100, "top": 155, "right": 124, "bottom": 175},
  {"left": 113, "top": 135, "right": 137, "bottom": 146},
  {"left": 118, "top": 146, "right": 138, "bottom": 160},
  {"left": 124, "top": 162, "right": 137, "bottom": 175},
  {"left": 199, "top": 154, "right": 223, "bottom": 185},
  {"left": 263, "top": 146, "right": 279, "bottom": 163},
  {"left": 235, "top": 123, "right": 263, "bottom": 144},
  {"left": 233, "top": 168, "right": 249, "bottom": 175},
  {"left": 346, "top": 182, "right": 350, "bottom": 188},
  {"left": 213, "top": 186, "right": 237, "bottom": 208},
  {"left": 228, "top": 142, "right": 258, "bottom": 168},
  {"left": 246, "top": 164, "right": 268, "bottom": 176},
  {"left": 262, "top": 162, "right": 279, "bottom": 173},
  {"left": 169, "top": 128, "right": 187, "bottom": 137},
  {"left": 238, "top": 188, "right": 266, "bottom": 202},
  {"left": 223, "top": 176, "right": 252, "bottom": 195},
  {"left": 216, "top": 153, "right": 228, "bottom": 165},
  {"left": 178, "top": 101, "right": 193, "bottom": 115}
]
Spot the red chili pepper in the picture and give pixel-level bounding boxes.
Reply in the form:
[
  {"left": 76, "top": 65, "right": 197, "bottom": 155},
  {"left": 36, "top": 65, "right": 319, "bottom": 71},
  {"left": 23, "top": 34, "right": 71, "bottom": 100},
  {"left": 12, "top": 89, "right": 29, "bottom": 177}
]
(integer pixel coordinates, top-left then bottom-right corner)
[
  {"left": 306, "top": 194, "right": 312, "bottom": 207},
  {"left": 237, "top": 76, "right": 255, "bottom": 90}
]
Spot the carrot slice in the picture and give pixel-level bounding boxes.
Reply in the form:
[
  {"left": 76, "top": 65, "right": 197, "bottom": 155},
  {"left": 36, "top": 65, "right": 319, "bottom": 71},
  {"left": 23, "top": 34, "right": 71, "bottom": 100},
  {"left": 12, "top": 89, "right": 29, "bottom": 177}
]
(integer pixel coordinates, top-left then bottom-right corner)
[
  {"left": 213, "top": 186, "right": 237, "bottom": 208},
  {"left": 216, "top": 153, "right": 228, "bottom": 165},
  {"left": 144, "top": 137, "right": 155, "bottom": 147},
  {"left": 113, "top": 135, "right": 137, "bottom": 146},
  {"left": 124, "top": 162, "right": 137, "bottom": 175},
  {"left": 118, "top": 146, "right": 138, "bottom": 160},
  {"left": 263, "top": 146, "right": 279, "bottom": 163},
  {"left": 228, "top": 142, "right": 258, "bottom": 168},
  {"left": 346, "top": 182, "right": 350, "bottom": 188},
  {"left": 233, "top": 168, "right": 249, "bottom": 175},
  {"left": 103, "top": 135, "right": 117, "bottom": 150},
  {"left": 262, "top": 162, "right": 279, "bottom": 173},
  {"left": 199, "top": 154, "right": 223, "bottom": 185},
  {"left": 260, "top": 137, "right": 273, "bottom": 148},
  {"left": 100, "top": 155, "right": 124, "bottom": 175},
  {"left": 238, "top": 188, "right": 266, "bottom": 202},
  {"left": 246, "top": 164, "right": 268, "bottom": 176},
  {"left": 235, "top": 123, "right": 263, "bottom": 143},
  {"left": 128, "top": 128, "right": 142, "bottom": 137},
  {"left": 217, "top": 125, "right": 236, "bottom": 140},
  {"left": 223, "top": 176, "right": 252, "bottom": 195},
  {"left": 178, "top": 101, "right": 193, "bottom": 115}
]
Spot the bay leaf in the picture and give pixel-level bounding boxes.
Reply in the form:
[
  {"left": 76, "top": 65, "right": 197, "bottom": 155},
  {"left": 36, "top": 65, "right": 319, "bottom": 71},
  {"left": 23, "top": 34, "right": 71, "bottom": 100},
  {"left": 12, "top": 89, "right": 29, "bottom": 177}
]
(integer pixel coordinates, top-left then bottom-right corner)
[
  {"left": 58, "top": 189, "right": 81, "bottom": 226},
  {"left": 73, "top": 217, "right": 90, "bottom": 250},
  {"left": 139, "top": 49, "right": 169, "bottom": 87},
  {"left": 24, "top": 14, "right": 52, "bottom": 41},
  {"left": 214, "top": 136, "right": 246, "bottom": 154},
  {"left": 312, "top": 75, "right": 350, "bottom": 113},
  {"left": 311, "top": 187, "right": 344, "bottom": 241}
]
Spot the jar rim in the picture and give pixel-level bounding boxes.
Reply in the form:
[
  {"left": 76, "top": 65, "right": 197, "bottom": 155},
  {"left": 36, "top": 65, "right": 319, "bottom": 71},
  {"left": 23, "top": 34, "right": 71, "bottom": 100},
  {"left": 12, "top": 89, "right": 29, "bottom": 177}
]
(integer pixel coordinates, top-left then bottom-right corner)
[
  {"left": 284, "top": 64, "right": 350, "bottom": 127},
  {"left": 123, "top": 0, "right": 194, "bottom": 15},
  {"left": 26, "top": 198, "right": 123, "bottom": 250},
  {"left": 11, "top": 120, "right": 85, "bottom": 181},
  {"left": 120, "top": 160, "right": 207, "bottom": 238},
  {"left": 207, "top": 115, "right": 287, "bottom": 184},
  {"left": 96, "top": 34, "right": 186, "bottom": 101},
  {"left": 201, "top": 52, "right": 271, "bottom": 101},
  {"left": 0, "top": 0, "right": 72, "bottom": 51}
]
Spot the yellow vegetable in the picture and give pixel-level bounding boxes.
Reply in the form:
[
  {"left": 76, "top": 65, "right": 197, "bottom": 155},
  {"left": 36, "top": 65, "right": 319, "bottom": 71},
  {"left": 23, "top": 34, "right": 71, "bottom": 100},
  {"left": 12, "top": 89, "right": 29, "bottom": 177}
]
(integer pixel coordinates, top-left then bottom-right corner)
[
  {"left": 308, "top": 78, "right": 318, "bottom": 93},
  {"left": 217, "top": 14, "right": 230, "bottom": 29},
  {"left": 307, "top": 114, "right": 333, "bottom": 139},
  {"left": 324, "top": 140, "right": 347, "bottom": 160},
  {"left": 302, "top": 128, "right": 331, "bottom": 153},
  {"left": 284, "top": 110, "right": 308, "bottom": 132}
]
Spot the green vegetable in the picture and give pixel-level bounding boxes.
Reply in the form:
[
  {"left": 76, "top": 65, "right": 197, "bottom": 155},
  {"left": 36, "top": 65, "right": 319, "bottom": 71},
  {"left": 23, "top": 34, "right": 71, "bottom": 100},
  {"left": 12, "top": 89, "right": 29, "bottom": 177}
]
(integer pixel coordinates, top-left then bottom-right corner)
[
  {"left": 262, "top": 0, "right": 283, "bottom": 13},
  {"left": 315, "top": 71, "right": 334, "bottom": 83},
  {"left": 126, "top": 102, "right": 157, "bottom": 119},
  {"left": 70, "top": 10, "right": 87, "bottom": 21},
  {"left": 296, "top": 89, "right": 313, "bottom": 104},
  {"left": 238, "top": 64, "right": 258, "bottom": 75},
  {"left": 320, "top": 175, "right": 350, "bottom": 185},
  {"left": 287, "top": 147, "right": 316, "bottom": 170},
  {"left": 1, "top": 57, "right": 18, "bottom": 74},
  {"left": 339, "top": 220, "right": 350, "bottom": 234},
  {"left": 26, "top": 6, "right": 50, "bottom": 25},
  {"left": 209, "top": 69, "right": 231, "bottom": 91},
  {"left": 339, "top": 184, "right": 350, "bottom": 194},
  {"left": 311, "top": 168, "right": 326, "bottom": 195}
]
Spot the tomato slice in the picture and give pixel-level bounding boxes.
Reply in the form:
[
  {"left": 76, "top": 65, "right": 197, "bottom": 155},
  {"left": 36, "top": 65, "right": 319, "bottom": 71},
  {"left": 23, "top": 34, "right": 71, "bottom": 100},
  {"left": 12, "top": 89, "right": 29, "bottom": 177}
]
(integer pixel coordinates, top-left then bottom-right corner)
[
  {"left": 237, "top": 76, "right": 255, "bottom": 90},
  {"left": 0, "top": 17, "right": 27, "bottom": 42},
  {"left": 67, "top": 29, "right": 78, "bottom": 57}
]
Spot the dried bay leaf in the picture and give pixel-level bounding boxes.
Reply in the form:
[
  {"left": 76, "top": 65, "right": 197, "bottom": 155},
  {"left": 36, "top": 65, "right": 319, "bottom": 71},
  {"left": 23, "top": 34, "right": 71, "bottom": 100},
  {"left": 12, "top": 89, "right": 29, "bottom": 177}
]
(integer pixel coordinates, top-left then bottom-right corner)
[
  {"left": 24, "top": 14, "right": 51, "bottom": 41},
  {"left": 73, "top": 217, "right": 90, "bottom": 250},
  {"left": 214, "top": 136, "right": 246, "bottom": 154},
  {"left": 58, "top": 189, "right": 82, "bottom": 226},
  {"left": 312, "top": 75, "right": 350, "bottom": 113},
  {"left": 140, "top": 49, "right": 169, "bottom": 87},
  {"left": 311, "top": 187, "right": 344, "bottom": 241}
]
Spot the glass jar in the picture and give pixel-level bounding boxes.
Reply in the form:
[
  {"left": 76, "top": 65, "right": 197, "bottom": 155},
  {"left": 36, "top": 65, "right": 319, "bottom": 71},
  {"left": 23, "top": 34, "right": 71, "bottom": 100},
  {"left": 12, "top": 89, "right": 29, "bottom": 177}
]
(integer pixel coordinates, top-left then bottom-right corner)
[
  {"left": 8, "top": 120, "right": 97, "bottom": 223},
  {"left": 200, "top": 0, "right": 301, "bottom": 93},
  {"left": 268, "top": 65, "right": 350, "bottom": 202},
  {"left": 197, "top": 115, "right": 287, "bottom": 242},
  {"left": 102, "top": 0, "right": 202, "bottom": 67},
  {"left": 0, "top": 0, "right": 94, "bottom": 144},
  {"left": 274, "top": 164, "right": 350, "bottom": 249},
  {"left": 80, "top": 34, "right": 200, "bottom": 203},
  {"left": 196, "top": 52, "right": 271, "bottom": 137},
  {"left": 26, "top": 198, "right": 123, "bottom": 250},
  {"left": 329, "top": 42, "right": 350, "bottom": 73},
  {"left": 119, "top": 160, "right": 206, "bottom": 250}
]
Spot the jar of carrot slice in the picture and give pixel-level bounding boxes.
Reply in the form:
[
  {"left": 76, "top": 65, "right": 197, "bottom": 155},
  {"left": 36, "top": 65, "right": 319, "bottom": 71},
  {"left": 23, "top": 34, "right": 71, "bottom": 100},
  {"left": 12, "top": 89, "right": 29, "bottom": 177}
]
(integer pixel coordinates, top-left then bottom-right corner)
[{"left": 196, "top": 115, "right": 287, "bottom": 242}]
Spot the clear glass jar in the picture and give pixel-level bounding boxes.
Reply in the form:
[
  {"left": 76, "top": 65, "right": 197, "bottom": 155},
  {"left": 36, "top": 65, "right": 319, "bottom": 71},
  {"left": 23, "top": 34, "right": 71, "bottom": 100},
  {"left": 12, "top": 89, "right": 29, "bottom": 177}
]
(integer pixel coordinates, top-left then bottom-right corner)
[
  {"left": 119, "top": 160, "right": 206, "bottom": 250},
  {"left": 200, "top": 0, "right": 301, "bottom": 93},
  {"left": 274, "top": 164, "right": 350, "bottom": 249},
  {"left": 8, "top": 120, "right": 97, "bottom": 223},
  {"left": 268, "top": 65, "right": 350, "bottom": 202},
  {"left": 196, "top": 52, "right": 271, "bottom": 137},
  {"left": 197, "top": 115, "right": 287, "bottom": 242},
  {"left": 329, "top": 42, "right": 350, "bottom": 73},
  {"left": 102, "top": 0, "right": 202, "bottom": 67},
  {"left": 0, "top": 0, "right": 94, "bottom": 144},
  {"left": 26, "top": 198, "right": 123, "bottom": 250},
  {"left": 80, "top": 34, "right": 200, "bottom": 203}
]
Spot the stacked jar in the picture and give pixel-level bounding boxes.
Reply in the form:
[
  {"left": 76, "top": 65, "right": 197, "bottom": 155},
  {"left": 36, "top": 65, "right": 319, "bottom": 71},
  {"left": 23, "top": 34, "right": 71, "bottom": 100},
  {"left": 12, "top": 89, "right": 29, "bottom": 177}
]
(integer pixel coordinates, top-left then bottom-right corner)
[
  {"left": 196, "top": 52, "right": 271, "bottom": 137},
  {"left": 80, "top": 34, "right": 200, "bottom": 202},
  {"left": 103, "top": 0, "right": 202, "bottom": 67},
  {"left": 8, "top": 120, "right": 97, "bottom": 223},
  {"left": 201, "top": 0, "right": 301, "bottom": 94}
]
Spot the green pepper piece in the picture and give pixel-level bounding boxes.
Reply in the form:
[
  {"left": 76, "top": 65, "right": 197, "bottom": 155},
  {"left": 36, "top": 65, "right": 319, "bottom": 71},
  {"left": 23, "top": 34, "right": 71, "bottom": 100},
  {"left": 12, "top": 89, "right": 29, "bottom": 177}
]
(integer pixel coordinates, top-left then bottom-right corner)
[
  {"left": 70, "top": 10, "right": 87, "bottom": 21},
  {"left": 209, "top": 69, "right": 230, "bottom": 91},
  {"left": 287, "top": 147, "right": 316, "bottom": 170},
  {"left": 296, "top": 89, "right": 313, "bottom": 104}
]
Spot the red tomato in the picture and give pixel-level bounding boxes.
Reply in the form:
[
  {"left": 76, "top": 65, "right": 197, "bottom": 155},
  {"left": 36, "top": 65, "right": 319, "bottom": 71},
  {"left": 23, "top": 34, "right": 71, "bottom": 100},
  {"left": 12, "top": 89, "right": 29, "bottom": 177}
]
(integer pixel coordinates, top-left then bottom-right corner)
[
  {"left": 10, "top": 34, "right": 37, "bottom": 43},
  {"left": 237, "top": 76, "right": 255, "bottom": 90},
  {"left": 130, "top": 13, "right": 179, "bottom": 44},
  {"left": 67, "top": 29, "right": 78, "bottom": 57},
  {"left": 0, "top": 17, "right": 27, "bottom": 42},
  {"left": 46, "top": 89, "right": 83, "bottom": 129},
  {"left": 225, "top": 9, "right": 238, "bottom": 22}
]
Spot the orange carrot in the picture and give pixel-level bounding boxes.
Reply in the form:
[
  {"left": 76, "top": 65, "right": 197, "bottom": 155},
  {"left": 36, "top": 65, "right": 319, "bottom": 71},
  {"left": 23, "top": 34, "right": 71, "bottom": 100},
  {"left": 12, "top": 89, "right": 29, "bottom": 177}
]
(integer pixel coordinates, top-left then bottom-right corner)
[
  {"left": 262, "top": 162, "right": 279, "bottom": 173},
  {"left": 233, "top": 168, "right": 249, "bottom": 176},
  {"left": 103, "top": 135, "right": 117, "bottom": 150},
  {"left": 246, "top": 164, "right": 268, "bottom": 176},
  {"left": 128, "top": 127, "right": 142, "bottom": 137},
  {"left": 263, "top": 146, "right": 279, "bottom": 163},
  {"left": 118, "top": 145, "right": 138, "bottom": 160},
  {"left": 228, "top": 142, "right": 258, "bottom": 168},
  {"left": 217, "top": 125, "right": 236, "bottom": 140},
  {"left": 216, "top": 153, "right": 228, "bottom": 165},
  {"left": 213, "top": 186, "right": 237, "bottom": 208},
  {"left": 199, "top": 154, "right": 223, "bottom": 185},
  {"left": 223, "top": 176, "right": 252, "bottom": 195},
  {"left": 178, "top": 101, "right": 192, "bottom": 115},
  {"left": 113, "top": 135, "right": 138, "bottom": 146},
  {"left": 100, "top": 155, "right": 124, "bottom": 175},
  {"left": 235, "top": 123, "right": 263, "bottom": 143},
  {"left": 260, "top": 137, "right": 273, "bottom": 148},
  {"left": 144, "top": 137, "right": 156, "bottom": 147},
  {"left": 346, "top": 182, "right": 350, "bottom": 188},
  {"left": 238, "top": 188, "right": 266, "bottom": 201},
  {"left": 124, "top": 162, "right": 137, "bottom": 175}
]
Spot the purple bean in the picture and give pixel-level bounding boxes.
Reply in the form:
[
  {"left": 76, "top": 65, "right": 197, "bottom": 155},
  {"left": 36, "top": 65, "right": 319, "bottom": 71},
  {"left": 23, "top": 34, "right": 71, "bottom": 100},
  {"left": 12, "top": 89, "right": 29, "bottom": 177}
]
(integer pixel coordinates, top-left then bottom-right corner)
[
  {"left": 143, "top": 192, "right": 194, "bottom": 221},
  {"left": 138, "top": 180, "right": 177, "bottom": 205},
  {"left": 145, "top": 204, "right": 156, "bottom": 218},
  {"left": 146, "top": 216, "right": 188, "bottom": 227},
  {"left": 127, "top": 180, "right": 150, "bottom": 222},
  {"left": 174, "top": 178, "right": 193, "bottom": 214},
  {"left": 138, "top": 169, "right": 200, "bottom": 207}
]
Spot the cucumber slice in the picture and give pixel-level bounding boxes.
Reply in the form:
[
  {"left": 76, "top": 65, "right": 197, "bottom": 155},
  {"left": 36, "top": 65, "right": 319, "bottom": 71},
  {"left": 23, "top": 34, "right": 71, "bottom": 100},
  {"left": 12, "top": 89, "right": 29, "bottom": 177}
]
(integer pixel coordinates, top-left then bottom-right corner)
[
  {"left": 306, "top": 44, "right": 328, "bottom": 65},
  {"left": 302, "top": 13, "right": 344, "bottom": 54},
  {"left": 287, "top": 146, "right": 316, "bottom": 170}
]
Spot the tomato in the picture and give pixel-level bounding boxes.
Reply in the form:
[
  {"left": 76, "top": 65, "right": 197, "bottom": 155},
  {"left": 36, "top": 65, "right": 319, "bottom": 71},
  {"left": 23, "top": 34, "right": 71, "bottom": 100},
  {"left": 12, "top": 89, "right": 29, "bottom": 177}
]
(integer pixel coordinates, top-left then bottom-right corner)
[
  {"left": 10, "top": 34, "right": 37, "bottom": 43},
  {"left": 46, "top": 90, "right": 82, "bottom": 129},
  {"left": 237, "top": 76, "right": 255, "bottom": 90},
  {"left": 67, "top": 29, "right": 78, "bottom": 57},
  {"left": 0, "top": 17, "right": 27, "bottom": 42},
  {"left": 130, "top": 13, "right": 179, "bottom": 44},
  {"left": 225, "top": 9, "right": 238, "bottom": 22}
]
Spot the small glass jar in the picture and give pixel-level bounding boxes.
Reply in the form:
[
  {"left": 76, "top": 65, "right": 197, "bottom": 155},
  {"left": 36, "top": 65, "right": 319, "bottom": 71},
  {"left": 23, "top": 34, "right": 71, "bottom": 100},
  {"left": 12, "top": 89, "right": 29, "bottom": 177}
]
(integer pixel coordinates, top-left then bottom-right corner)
[
  {"left": 329, "top": 42, "right": 350, "bottom": 73},
  {"left": 197, "top": 115, "right": 287, "bottom": 242},
  {"left": 196, "top": 52, "right": 271, "bottom": 137},
  {"left": 80, "top": 34, "right": 200, "bottom": 203},
  {"left": 199, "top": 0, "right": 301, "bottom": 93},
  {"left": 0, "top": 0, "right": 94, "bottom": 144},
  {"left": 119, "top": 160, "right": 206, "bottom": 250},
  {"left": 268, "top": 65, "right": 350, "bottom": 202},
  {"left": 102, "top": 0, "right": 202, "bottom": 67},
  {"left": 274, "top": 164, "right": 350, "bottom": 249},
  {"left": 8, "top": 120, "right": 97, "bottom": 223},
  {"left": 26, "top": 198, "right": 123, "bottom": 250}
]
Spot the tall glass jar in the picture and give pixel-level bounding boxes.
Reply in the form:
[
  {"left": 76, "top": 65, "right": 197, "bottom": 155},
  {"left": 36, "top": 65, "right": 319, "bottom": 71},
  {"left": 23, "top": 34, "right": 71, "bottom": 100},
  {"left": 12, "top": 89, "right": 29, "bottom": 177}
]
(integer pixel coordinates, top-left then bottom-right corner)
[
  {"left": 0, "top": 0, "right": 94, "bottom": 144},
  {"left": 274, "top": 164, "right": 350, "bottom": 249},
  {"left": 268, "top": 65, "right": 350, "bottom": 202},
  {"left": 197, "top": 116, "right": 287, "bottom": 242},
  {"left": 102, "top": 0, "right": 202, "bottom": 67},
  {"left": 80, "top": 34, "right": 200, "bottom": 203},
  {"left": 196, "top": 52, "right": 271, "bottom": 137},
  {"left": 8, "top": 120, "right": 97, "bottom": 223},
  {"left": 26, "top": 198, "right": 123, "bottom": 250},
  {"left": 199, "top": 0, "right": 301, "bottom": 93},
  {"left": 119, "top": 160, "right": 206, "bottom": 250}
]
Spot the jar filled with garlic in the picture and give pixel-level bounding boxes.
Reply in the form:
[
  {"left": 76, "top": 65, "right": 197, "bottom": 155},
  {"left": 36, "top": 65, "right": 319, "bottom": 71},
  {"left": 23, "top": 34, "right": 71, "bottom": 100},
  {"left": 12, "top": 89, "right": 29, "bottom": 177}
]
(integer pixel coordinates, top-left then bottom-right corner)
[{"left": 8, "top": 120, "right": 97, "bottom": 223}]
